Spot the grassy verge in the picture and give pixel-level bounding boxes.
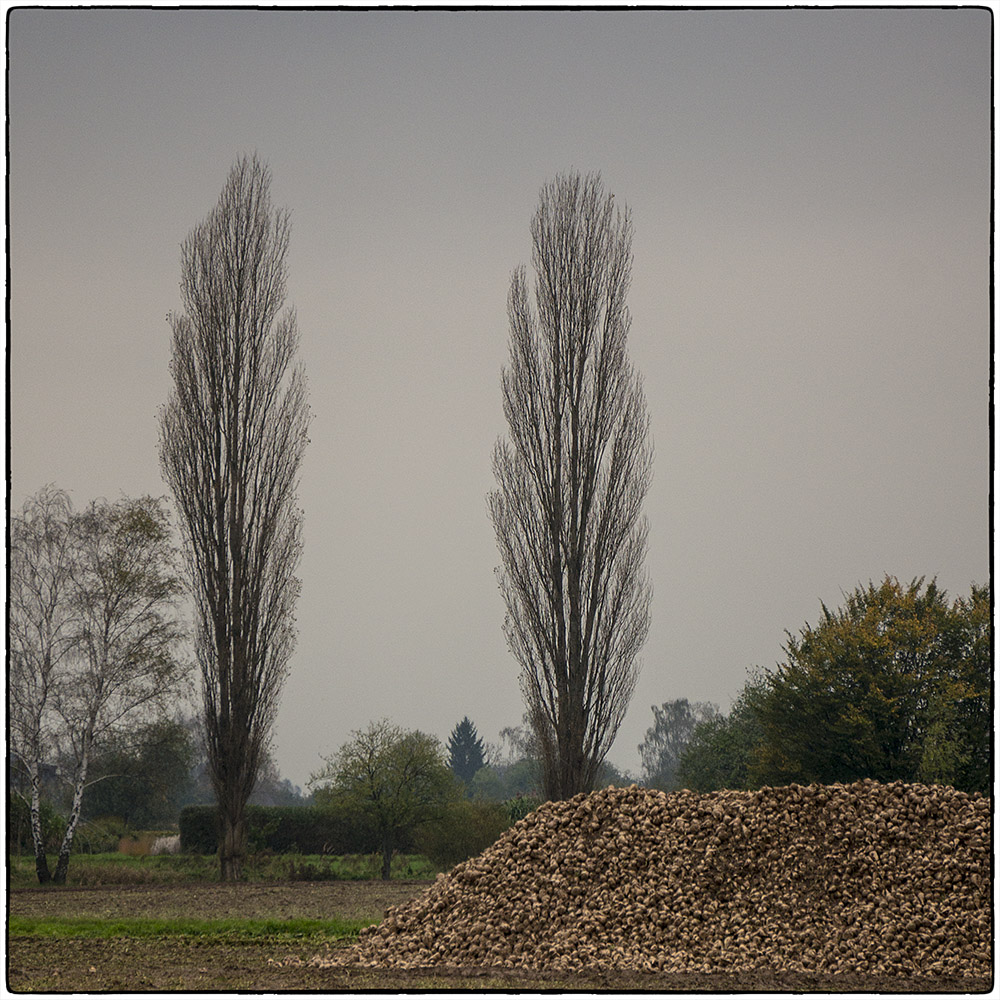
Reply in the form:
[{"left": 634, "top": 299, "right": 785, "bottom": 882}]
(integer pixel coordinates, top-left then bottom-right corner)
[
  {"left": 8, "top": 853, "right": 216, "bottom": 888},
  {"left": 8, "top": 851, "right": 437, "bottom": 888},
  {"left": 9, "top": 914, "right": 369, "bottom": 942}
]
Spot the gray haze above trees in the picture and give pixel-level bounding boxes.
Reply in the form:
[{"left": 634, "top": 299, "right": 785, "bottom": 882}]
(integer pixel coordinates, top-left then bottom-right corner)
[{"left": 8, "top": 9, "right": 990, "bottom": 787}]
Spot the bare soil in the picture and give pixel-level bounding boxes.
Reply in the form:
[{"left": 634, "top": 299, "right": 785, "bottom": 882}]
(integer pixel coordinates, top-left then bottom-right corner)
[
  {"left": 9, "top": 878, "right": 422, "bottom": 922},
  {"left": 7, "top": 881, "right": 993, "bottom": 993}
]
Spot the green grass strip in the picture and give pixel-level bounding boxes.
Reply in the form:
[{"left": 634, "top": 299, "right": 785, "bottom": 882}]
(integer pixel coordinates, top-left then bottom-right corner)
[{"left": 9, "top": 915, "right": 371, "bottom": 942}]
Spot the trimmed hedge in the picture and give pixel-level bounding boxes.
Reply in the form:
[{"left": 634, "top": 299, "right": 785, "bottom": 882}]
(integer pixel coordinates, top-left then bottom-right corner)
[{"left": 179, "top": 804, "right": 384, "bottom": 855}]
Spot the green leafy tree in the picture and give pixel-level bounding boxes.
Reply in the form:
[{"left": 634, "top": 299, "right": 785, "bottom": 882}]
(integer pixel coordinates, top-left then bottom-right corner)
[
  {"left": 447, "top": 717, "right": 488, "bottom": 788},
  {"left": 468, "top": 759, "right": 540, "bottom": 802},
  {"left": 83, "top": 718, "right": 196, "bottom": 828},
  {"left": 918, "top": 683, "right": 968, "bottom": 788},
  {"left": 310, "top": 720, "right": 458, "bottom": 879},
  {"left": 677, "top": 677, "right": 766, "bottom": 792},
  {"left": 751, "top": 576, "right": 990, "bottom": 792},
  {"left": 919, "top": 582, "right": 991, "bottom": 791},
  {"left": 638, "top": 699, "right": 720, "bottom": 790},
  {"left": 468, "top": 717, "right": 542, "bottom": 801}
]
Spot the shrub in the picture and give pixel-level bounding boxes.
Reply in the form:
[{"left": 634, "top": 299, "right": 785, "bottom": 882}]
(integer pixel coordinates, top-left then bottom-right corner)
[
  {"left": 7, "top": 796, "right": 67, "bottom": 855},
  {"left": 74, "top": 816, "right": 129, "bottom": 854},
  {"left": 179, "top": 805, "right": 218, "bottom": 853},
  {"left": 117, "top": 830, "right": 170, "bottom": 857},
  {"left": 504, "top": 794, "right": 543, "bottom": 823},
  {"left": 413, "top": 799, "right": 510, "bottom": 870},
  {"left": 179, "top": 804, "right": 383, "bottom": 855}
]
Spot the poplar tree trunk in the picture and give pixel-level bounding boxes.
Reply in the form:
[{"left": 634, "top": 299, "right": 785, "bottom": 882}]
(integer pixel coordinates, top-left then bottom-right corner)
[
  {"left": 219, "top": 804, "right": 247, "bottom": 882},
  {"left": 381, "top": 835, "right": 394, "bottom": 881}
]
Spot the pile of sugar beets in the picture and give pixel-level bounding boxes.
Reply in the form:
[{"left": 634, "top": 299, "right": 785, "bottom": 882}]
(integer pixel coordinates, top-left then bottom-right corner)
[{"left": 325, "top": 780, "right": 991, "bottom": 978}]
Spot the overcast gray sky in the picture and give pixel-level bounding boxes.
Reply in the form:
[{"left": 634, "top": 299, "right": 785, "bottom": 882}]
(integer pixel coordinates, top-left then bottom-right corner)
[{"left": 8, "top": 8, "right": 991, "bottom": 789}]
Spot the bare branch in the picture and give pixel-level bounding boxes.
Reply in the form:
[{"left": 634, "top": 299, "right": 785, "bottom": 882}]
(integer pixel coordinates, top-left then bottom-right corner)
[
  {"left": 489, "top": 172, "right": 652, "bottom": 800},
  {"left": 158, "top": 154, "right": 309, "bottom": 881}
]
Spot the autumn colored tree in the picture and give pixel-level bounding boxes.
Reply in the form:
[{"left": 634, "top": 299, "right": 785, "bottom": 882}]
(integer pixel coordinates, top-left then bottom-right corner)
[
  {"left": 919, "top": 582, "right": 991, "bottom": 792},
  {"left": 750, "top": 576, "right": 990, "bottom": 792}
]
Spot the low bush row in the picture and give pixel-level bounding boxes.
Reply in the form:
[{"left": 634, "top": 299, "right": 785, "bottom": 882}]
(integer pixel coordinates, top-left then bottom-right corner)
[
  {"left": 412, "top": 800, "right": 511, "bottom": 869},
  {"left": 180, "top": 804, "right": 385, "bottom": 855},
  {"left": 11, "top": 797, "right": 534, "bottom": 870},
  {"left": 179, "top": 799, "right": 530, "bottom": 865},
  {"left": 7, "top": 798, "right": 135, "bottom": 855}
]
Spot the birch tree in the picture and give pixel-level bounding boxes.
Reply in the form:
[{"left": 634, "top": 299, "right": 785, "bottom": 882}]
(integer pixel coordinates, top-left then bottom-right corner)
[
  {"left": 52, "top": 496, "right": 187, "bottom": 883},
  {"left": 9, "top": 490, "right": 187, "bottom": 884},
  {"left": 9, "top": 486, "right": 78, "bottom": 884},
  {"left": 159, "top": 154, "right": 310, "bottom": 880},
  {"left": 489, "top": 172, "right": 653, "bottom": 800}
]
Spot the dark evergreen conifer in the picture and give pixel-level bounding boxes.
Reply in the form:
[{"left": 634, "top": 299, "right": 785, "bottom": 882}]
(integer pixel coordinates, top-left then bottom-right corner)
[{"left": 447, "top": 717, "right": 487, "bottom": 785}]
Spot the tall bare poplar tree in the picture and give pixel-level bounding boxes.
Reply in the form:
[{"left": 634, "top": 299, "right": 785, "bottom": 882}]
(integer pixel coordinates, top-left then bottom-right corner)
[
  {"left": 489, "top": 172, "right": 652, "bottom": 801},
  {"left": 159, "top": 154, "right": 309, "bottom": 880}
]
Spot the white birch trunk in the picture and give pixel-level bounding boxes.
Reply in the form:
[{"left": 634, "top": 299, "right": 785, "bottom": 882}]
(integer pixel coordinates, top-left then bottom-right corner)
[
  {"left": 52, "top": 737, "right": 90, "bottom": 885},
  {"left": 28, "top": 760, "right": 53, "bottom": 883}
]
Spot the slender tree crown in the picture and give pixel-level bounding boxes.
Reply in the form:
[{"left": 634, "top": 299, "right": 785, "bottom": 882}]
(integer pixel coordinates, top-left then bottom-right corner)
[
  {"left": 489, "top": 171, "right": 653, "bottom": 801},
  {"left": 158, "top": 153, "right": 309, "bottom": 880},
  {"left": 447, "top": 716, "right": 488, "bottom": 785}
]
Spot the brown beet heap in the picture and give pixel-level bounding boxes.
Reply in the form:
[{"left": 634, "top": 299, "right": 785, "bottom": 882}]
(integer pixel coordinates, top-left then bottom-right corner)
[{"left": 324, "top": 780, "right": 991, "bottom": 977}]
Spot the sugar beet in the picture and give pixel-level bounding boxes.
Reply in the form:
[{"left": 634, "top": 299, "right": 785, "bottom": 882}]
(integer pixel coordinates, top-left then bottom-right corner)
[{"left": 318, "top": 780, "right": 991, "bottom": 978}]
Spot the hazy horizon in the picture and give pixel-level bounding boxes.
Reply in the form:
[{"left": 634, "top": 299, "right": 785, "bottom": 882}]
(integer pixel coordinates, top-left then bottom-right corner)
[{"left": 8, "top": 8, "right": 991, "bottom": 789}]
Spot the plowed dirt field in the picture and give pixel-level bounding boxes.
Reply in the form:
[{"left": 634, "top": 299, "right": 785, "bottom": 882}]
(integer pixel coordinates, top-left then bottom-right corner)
[{"left": 7, "top": 881, "right": 991, "bottom": 993}]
